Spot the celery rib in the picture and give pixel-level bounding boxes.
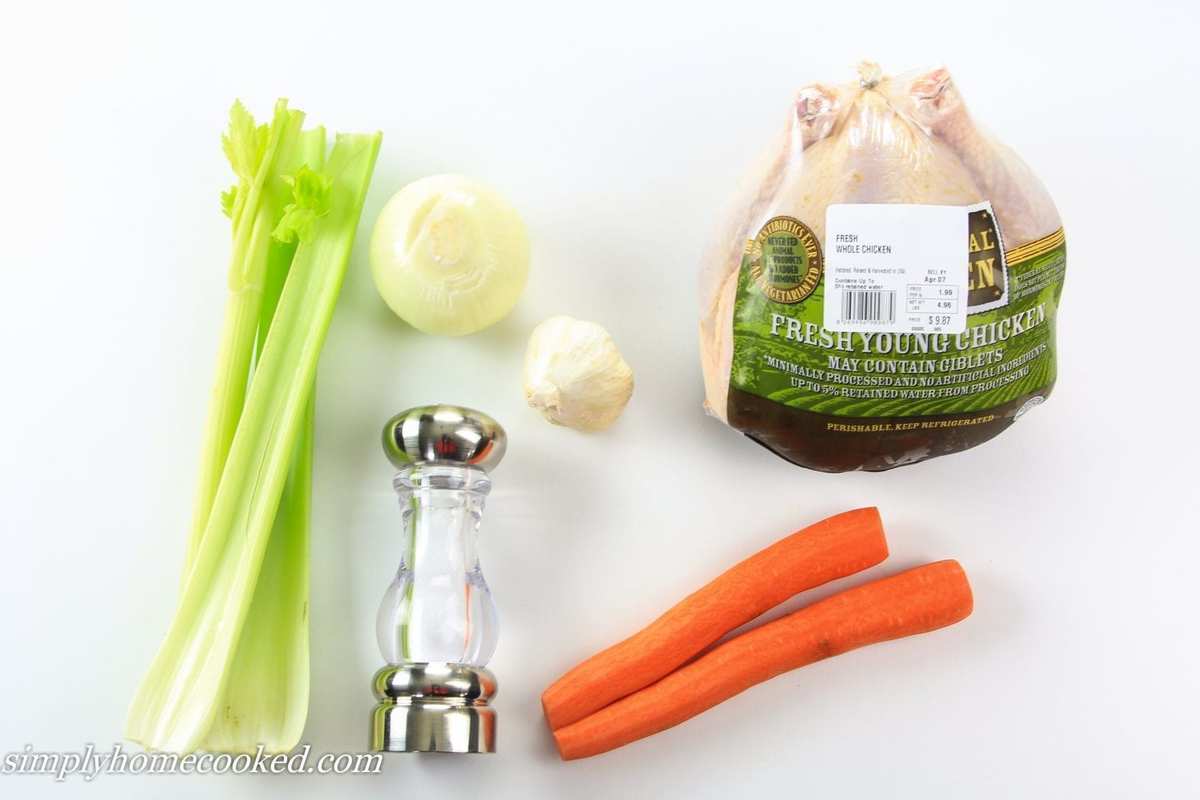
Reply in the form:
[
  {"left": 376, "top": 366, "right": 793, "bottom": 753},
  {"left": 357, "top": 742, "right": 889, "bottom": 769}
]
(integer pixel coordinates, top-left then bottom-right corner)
[
  {"left": 199, "top": 126, "right": 326, "bottom": 753},
  {"left": 201, "top": 398, "right": 313, "bottom": 752},
  {"left": 128, "top": 129, "right": 381, "bottom": 753},
  {"left": 184, "top": 102, "right": 305, "bottom": 571}
]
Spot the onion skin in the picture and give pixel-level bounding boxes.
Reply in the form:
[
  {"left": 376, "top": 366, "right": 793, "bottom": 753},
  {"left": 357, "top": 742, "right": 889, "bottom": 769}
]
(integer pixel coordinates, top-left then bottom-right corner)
[{"left": 369, "top": 174, "right": 530, "bottom": 336}]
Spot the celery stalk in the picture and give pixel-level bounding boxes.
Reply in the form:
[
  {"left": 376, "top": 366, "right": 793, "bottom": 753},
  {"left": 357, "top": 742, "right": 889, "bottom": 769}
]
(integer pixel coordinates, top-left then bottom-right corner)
[
  {"left": 185, "top": 101, "right": 305, "bottom": 569},
  {"left": 201, "top": 399, "right": 313, "bottom": 752},
  {"left": 126, "top": 131, "right": 381, "bottom": 752},
  {"left": 254, "top": 127, "right": 328, "bottom": 362},
  {"left": 199, "top": 126, "right": 326, "bottom": 753}
]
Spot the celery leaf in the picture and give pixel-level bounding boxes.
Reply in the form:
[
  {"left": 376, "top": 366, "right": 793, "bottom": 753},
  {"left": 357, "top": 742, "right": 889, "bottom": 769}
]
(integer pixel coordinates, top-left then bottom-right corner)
[
  {"left": 221, "top": 100, "right": 268, "bottom": 182},
  {"left": 219, "top": 185, "right": 239, "bottom": 219},
  {"left": 272, "top": 167, "right": 333, "bottom": 244}
]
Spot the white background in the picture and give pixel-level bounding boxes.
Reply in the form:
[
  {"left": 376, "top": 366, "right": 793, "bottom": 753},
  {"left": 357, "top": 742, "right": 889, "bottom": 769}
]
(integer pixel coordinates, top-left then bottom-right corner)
[{"left": 2, "top": 1, "right": 1198, "bottom": 797}]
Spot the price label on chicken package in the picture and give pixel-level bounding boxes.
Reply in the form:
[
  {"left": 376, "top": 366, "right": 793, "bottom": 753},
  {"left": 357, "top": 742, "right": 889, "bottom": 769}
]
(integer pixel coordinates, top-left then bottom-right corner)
[{"left": 822, "top": 203, "right": 974, "bottom": 335}]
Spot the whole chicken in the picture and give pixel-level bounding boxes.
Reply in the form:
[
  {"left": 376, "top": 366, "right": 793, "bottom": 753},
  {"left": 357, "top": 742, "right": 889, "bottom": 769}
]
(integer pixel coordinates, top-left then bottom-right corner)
[{"left": 699, "top": 63, "right": 1065, "bottom": 471}]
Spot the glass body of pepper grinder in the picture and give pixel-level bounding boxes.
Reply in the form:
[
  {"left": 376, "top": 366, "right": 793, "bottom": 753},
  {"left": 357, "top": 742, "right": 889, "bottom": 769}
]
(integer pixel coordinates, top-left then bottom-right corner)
[{"left": 371, "top": 404, "right": 506, "bottom": 754}]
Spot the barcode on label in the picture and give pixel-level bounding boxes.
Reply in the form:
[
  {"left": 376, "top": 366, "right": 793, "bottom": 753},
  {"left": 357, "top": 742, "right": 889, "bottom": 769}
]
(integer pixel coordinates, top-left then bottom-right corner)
[{"left": 840, "top": 290, "right": 896, "bottom": 324}]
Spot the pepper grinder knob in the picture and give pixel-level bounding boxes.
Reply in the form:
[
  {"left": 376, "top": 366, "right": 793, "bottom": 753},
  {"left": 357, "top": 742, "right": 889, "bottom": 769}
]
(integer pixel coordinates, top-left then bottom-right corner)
[{"left": 382, "top": 404, "right": 507, "bottom": 472}]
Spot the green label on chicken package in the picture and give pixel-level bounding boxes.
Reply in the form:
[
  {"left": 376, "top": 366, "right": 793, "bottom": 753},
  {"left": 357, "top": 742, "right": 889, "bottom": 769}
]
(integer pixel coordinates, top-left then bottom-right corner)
[{"left": 729, "top": 219, "right": 1066, "bottom": 419}]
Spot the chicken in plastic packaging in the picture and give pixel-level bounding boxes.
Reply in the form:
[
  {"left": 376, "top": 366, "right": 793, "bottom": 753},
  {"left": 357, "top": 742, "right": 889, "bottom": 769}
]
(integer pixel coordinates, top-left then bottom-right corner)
[{"left": 699, "top": 62, "right": 1066, "bottom": 471}]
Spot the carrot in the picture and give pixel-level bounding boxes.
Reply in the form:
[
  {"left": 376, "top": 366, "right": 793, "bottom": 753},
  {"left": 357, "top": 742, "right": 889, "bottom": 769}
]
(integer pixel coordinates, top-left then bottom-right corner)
[
  {"left": 542, "top": 507, "right": 888, "bottom": 730},
  {"left": 553, "top": 559, "right": 973, "bottom": 760}
]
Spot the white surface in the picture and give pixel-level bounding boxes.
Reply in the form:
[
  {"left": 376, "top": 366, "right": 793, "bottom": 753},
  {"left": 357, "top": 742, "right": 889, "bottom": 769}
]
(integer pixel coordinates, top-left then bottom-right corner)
[{"left": 2, "top": 1, "right": 1198, "bottom": 797}]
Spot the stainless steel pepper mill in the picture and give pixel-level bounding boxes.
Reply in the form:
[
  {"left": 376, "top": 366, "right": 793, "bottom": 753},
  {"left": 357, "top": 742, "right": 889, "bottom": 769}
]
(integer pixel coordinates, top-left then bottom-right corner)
[{"left": 371, "top": 404, "right": 506, "bottom": 754}]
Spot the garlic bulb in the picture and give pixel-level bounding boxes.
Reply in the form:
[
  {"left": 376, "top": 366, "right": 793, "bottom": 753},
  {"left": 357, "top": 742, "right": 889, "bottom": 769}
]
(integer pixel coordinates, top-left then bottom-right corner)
[
  {"left": 523, "top": 316, "right": 634, "bottom": 432},
  {"left": 369, "top": 174, "right": 530, "bottom": 336}
]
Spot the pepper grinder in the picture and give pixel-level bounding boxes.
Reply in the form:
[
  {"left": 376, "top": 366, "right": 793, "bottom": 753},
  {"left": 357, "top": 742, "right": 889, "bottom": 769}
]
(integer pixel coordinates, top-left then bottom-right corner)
[{"left": 371, "top": 404, "right": 505, "bottom": 753}]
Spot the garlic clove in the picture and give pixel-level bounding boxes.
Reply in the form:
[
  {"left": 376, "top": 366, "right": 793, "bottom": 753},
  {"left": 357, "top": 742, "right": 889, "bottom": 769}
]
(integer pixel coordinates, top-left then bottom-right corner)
[{"left": 523, "top": 316, "right": 634, "bottom": 432}]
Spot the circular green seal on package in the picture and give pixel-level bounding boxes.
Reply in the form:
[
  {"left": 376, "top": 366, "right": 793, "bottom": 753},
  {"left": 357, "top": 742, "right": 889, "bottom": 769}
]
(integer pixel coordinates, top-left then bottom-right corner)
[{"left": 745, "top": 215, "right": 823, "bottom": 304}]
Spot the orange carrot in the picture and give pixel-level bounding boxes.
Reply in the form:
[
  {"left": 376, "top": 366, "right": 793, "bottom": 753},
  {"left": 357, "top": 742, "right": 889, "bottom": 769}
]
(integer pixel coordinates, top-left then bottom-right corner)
[
  {"left": 553, "top": 559, "right": 973, "bottom": 760},
  {"left": 541, "top": 507, "right": 888, "bottom": 730}
]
